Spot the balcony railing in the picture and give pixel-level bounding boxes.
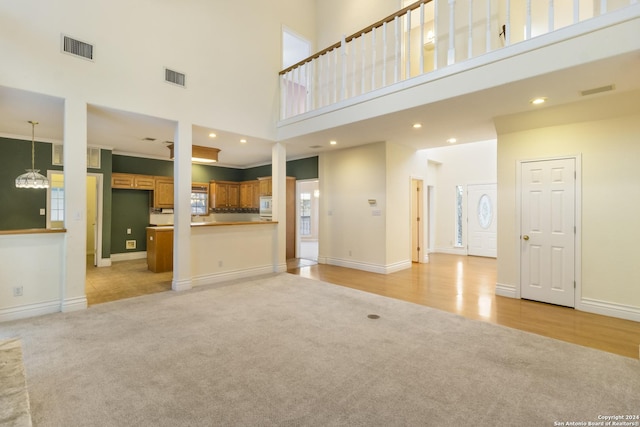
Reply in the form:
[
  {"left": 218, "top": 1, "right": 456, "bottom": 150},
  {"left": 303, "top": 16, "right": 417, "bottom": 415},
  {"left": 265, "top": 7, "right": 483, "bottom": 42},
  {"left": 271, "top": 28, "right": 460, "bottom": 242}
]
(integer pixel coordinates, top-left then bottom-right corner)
[{"left": 279, "top": 0, "right": 636, "bottom": 120}]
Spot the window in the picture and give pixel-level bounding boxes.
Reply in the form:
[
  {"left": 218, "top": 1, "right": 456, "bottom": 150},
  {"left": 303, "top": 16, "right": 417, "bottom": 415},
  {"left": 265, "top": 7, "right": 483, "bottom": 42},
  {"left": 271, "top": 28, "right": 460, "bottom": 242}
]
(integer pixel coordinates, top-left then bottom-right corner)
[
  {"left": 47, "top": 171, "right": 65, "bottom": 229},
  {"left": 191, "top": 192, "right": 207, "bottom": 215},
  {"left": 455, "top": 185, "right": 463, "bottom": 247},
  {"left": 300, "top": 192, "right": 311, "bottom": 236}
]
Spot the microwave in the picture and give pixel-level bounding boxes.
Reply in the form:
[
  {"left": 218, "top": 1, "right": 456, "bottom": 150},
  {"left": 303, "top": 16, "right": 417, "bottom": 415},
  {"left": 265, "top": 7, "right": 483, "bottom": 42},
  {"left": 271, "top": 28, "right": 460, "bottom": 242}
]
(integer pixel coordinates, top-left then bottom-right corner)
[{"left": 259, "top": 196, "right": 272, "bottom": 218}]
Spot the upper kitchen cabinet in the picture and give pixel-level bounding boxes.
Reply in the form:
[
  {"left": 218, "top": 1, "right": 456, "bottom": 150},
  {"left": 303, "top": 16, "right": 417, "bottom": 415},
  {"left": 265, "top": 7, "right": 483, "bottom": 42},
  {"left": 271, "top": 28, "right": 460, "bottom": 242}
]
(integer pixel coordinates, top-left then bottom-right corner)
[
  {"left": 210, "top": 181, "right": 239, "bottom": 209},
  {"left": 112, "top": 173, "right": 155, "bottom": 190},
  {"left": 240, "top": 180, "right": 259, "bottom": 208},
  {"left": 154, "top": 177, "right": 174, "bottom": 208},
  {"left": 258, "top": 177, "right": 272, "bottom": 196}
]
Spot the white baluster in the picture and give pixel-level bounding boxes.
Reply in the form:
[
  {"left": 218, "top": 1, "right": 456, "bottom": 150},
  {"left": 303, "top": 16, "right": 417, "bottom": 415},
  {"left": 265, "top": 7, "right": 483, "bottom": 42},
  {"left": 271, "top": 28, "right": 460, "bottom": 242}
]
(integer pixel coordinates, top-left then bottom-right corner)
[
  {"left": 420, "top": 2, "right": 425, "bottom": 75},
  {"left": 280, "top": 74, "right": 286, "bottom": 119},
  {"left": 434, "top": 0, "right": 439, "bottom": 69},
  {"left": 351, "top": 38, "right": 357, "bottom": 97},
  {"left": 361, "top": 33, "right": 366, "bottom": 95},
  {"left": 526, "top": 0, "right": 532, "bottom": 40},
  {"left": 506, "top": 0, "right": 511, "bottom": 46},
  {"left": 573, "top": 0, "right": 579, "bottom": 24},
  {"left": 394, "top": 15, "right": 400, "bottom": 83},
  {"left": 371, "top": 26, "right": 377, "bottom": 90},
  {"left": 468, "top": 0, "right": 473, "bottom": 59},
  {"left": 382, "top": 21, "right": 388, "bottom": 87},
  {"left": 406, "top": 9, "right": 411, "bottom": 79},
  {"left": 294, "top": 66, "right": 299, "bottom": 116},
  {"left": 305, "top": 63, "right": 312, "bottom": 113},
  {"left": 548, "top": 0, "right": 555, "bottom": 32},
  {"left": 600, "top": 0, "right": 607, "bottom": 14},
  {"left": 318, "top": 54, "right": 323, "bottom": 108},
  {"left": 331, "top": 49, "right": 340, "bottom": 104},
  {"left": 341, "top": 35, "right": 347, "bottom": 101},
  {"left": 447, "top": 0, "right": 455, "bottom": 65},
  {"left": 486, "top": 0, "right": 491, "bottom": 52}
]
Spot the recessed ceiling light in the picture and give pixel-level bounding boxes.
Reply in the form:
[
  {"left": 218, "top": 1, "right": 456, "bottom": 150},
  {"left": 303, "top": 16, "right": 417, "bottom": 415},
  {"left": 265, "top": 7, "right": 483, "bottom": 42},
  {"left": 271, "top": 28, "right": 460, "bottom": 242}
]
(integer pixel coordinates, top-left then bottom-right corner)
[
  {"left": 240, "top": 139, "right": 247, "bottom": 143},
  {"left": 413, "top": 123, "right": 422, "bottom": 129},
  {"left": 530, "top": 97, "right": 547, "bottom": 105},
  {"left": 208, "top": 133, "right": 217, "bottom": 138},
  {"left": 330, "top": 140, "right": 337, "bottom": 145},
  {"left": 447, "top": 138, "right": 457, "bottom": 144}
]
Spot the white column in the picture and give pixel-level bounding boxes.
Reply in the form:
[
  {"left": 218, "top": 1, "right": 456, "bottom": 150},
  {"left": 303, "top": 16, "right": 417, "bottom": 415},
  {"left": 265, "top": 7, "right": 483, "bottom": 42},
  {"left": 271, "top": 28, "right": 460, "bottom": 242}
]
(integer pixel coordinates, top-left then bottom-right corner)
[
  {"left": 172, "top": 120, "right": 192, "bottom": 291},
  {"left": 62, "top": 97, "right": 88, "bottom": 312},
  {"left": 272, "top": 143, "right": 287, "bottom": 272}
]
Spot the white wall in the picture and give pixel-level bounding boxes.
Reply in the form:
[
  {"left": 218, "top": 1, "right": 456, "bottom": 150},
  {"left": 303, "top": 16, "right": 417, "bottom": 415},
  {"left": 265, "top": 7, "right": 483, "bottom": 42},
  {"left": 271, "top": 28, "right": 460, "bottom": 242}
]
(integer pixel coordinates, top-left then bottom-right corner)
[
  {"left": 319, "top": 141, "right": 427, "bottom": 273},
  {"left": 314, "top": 0, "right": 401, "bottom": 49},
  {"left": 0, "top": 233, "right": 65, "bottom": 321},
  {"left": 426, "top": 140, "right": 497, "bottom": 254},
  {"left": 0, "top": 0, "right": 316, "bottom": 140},
  {"left": 496, "top": 90, "right": 640, "bottom": 320}
]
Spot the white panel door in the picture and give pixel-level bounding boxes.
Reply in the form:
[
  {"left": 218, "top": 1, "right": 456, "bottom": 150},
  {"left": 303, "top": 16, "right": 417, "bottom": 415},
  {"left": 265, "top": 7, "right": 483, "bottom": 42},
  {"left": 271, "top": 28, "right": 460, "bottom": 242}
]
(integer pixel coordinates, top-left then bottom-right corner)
[
  {"left": 521, "top": 158, "right": 575, "bottom": 307},
  {"left": 468, "top": 184, "right": 497, "bottom": 257}
]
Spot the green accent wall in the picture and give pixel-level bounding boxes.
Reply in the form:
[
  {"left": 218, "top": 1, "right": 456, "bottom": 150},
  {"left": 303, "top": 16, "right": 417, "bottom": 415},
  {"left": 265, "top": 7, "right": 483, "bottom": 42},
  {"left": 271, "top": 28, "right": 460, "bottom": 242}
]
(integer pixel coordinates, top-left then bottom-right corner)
[
  {"left": 242, "top": 156, "right": 318, "bottom": 180},
  {"left": 0, "top": 137, "right": 62, "bottom": 230},
  {"left": 110, "top": 189, "right": 152, "bottom": 254}
]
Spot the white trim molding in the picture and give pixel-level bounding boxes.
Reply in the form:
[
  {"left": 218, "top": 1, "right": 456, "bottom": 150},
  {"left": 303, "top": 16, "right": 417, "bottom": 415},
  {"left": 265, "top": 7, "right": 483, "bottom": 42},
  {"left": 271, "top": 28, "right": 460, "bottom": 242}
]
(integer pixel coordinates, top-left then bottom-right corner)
[
  {"left": 171, "top": 278, "right": 192, "bottom": 291},
  {"left": 325, "top": 257, "right": 411, "bottom": 274},
  {"left": 0, "top": 300, "right": 61, "bottom": 323},
  {"left": 434, "top": 247, "right": 467, "bottom": 256},
  {"left": 495, "top": 283, "right": 517, "bottom": 298},
  {"left": 61, "top": 296, "right": 88, "bottom": 313},
  {"left": 111, "top": 251, "right": 147, "bottom": 262},
  {"left": 191, "top": 265, "right": 275, "bottom": 287},
  {"left": 578, "top": 298, "right": 640, "bottom": 323}
]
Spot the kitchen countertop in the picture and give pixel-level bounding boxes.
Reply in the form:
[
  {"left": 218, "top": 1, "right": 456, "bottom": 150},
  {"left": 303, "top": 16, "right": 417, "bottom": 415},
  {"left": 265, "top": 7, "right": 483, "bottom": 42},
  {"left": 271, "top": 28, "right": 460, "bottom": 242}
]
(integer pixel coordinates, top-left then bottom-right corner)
[{"left": 147, "top": 221, "right": 277, "bottom": 229}]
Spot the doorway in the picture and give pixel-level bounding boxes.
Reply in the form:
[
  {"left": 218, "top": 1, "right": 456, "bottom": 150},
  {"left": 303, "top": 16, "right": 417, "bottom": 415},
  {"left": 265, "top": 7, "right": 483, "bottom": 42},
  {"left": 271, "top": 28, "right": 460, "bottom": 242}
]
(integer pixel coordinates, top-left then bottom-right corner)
[
  {"left": 467, "top": 183, "right": 497, "bottom": 257},
  {"left": 86, "top": 174, "right": 103, "bottom": 267},
  {"left": 296, "top": 179, "right": 319, "bottom": 263},
  {"left": 519, "top": 157, "right": 579, "bottom": 308},
  {"left": 411, "top": 179, "right": 425, "bottom": 263}
]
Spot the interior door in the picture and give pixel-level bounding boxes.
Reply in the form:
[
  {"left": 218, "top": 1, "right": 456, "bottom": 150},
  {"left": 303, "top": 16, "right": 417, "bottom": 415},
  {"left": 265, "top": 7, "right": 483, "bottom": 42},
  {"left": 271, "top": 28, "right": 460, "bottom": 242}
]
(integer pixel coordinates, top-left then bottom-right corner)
[
  {"left": 521, "top": 158, "right": 576, "bottom": 307},
  {"left": 467, "top": 183, "right": 497, "bottom": 257}
]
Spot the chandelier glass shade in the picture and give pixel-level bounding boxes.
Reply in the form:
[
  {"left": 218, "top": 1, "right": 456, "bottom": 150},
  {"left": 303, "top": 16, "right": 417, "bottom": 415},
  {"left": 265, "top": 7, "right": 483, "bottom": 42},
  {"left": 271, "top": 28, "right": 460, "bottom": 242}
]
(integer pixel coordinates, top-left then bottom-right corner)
[{"left": 15, "top": 121, "right": 50, "bottom": 189}]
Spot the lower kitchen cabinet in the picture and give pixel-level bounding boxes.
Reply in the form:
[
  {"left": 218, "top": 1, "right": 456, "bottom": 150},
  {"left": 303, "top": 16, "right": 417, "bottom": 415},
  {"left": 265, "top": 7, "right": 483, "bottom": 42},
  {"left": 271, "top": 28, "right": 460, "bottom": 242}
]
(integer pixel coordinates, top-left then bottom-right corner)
[{"left": 146, "top": 227, "right": 173, "bottom": 272}]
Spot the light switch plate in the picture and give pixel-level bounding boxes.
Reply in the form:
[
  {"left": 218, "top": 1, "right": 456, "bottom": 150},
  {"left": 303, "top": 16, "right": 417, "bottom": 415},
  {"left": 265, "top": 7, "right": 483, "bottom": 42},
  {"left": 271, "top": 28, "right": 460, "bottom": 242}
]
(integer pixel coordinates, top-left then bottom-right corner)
[{"left": 39, "top": 208, "right": 45, "bottom": 215}]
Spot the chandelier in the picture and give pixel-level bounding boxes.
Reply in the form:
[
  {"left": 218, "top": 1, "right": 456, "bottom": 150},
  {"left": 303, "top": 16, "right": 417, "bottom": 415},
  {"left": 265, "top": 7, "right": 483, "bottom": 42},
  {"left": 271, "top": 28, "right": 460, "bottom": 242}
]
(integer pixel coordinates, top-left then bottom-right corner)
[{"left": 15, "top": 121, "right": 50, "bottom": 189}]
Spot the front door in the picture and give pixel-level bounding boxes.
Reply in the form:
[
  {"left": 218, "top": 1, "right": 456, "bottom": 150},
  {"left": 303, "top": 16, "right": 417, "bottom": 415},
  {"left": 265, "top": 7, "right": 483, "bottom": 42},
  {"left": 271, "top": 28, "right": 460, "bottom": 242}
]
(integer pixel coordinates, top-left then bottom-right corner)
[
  {"left": 468, "top": 183, "right": 497, "bottom": 257},
  {"left": 521, "top": 158, "right": 576, "bottom": 307}
]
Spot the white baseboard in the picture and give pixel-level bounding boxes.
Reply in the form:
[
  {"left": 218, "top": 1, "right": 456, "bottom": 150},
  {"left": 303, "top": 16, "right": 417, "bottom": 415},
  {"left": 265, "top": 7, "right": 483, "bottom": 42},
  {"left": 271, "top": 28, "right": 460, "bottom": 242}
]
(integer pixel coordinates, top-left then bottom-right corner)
[
  {"left": 434, "top": 247, "right": 467, "bottom": 255},
  {"left": 325, "top": 258, "right": 411, "bottom": 274},
  {"left": 578, "top": 298, "right": 640, "bottom": 323},
  {"left": 495, "top": 283, "right": 517, "bottom": 298},
  {"left": 0, "top": 300, "right": 60, "bottom": 323},
  {"left": 275, "top": 263, "right": 288, "bottom": 273},
  {"left": 111, "top": 251, "right": 147, "bottom": 262},
  {"left": 172, "top": 278, "right": 192, "bottom": 291},
  {"left": 62, "top": 296, "right": 87, "bottom": 313},
  {"left": 97, "top": 258, "right": 112, "bottom": 267},
  {"left": 191, "top": 265, "right": 275, "bottom": 288}
]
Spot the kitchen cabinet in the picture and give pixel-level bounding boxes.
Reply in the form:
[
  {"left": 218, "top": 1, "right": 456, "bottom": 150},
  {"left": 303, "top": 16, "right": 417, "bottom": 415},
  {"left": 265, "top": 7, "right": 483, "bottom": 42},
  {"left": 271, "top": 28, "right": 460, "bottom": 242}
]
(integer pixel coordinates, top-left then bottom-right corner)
[
  {"left": 112, "top": 173, "right": 155, "bottom": 190},
  {"left": 258, "top": 177, "right": 272, "bottom": 196},
  {"left": 240, "top": 180, "right": 258, "bottom": 208},
  {"left": 210, "top": 181, "right": 240, "bottom": 208},
  {"left": 154, "top": 177, "right": 174, "bottom": 208},
  {"left": 146, "top": 227, "right": 173, "bottom": 272}
]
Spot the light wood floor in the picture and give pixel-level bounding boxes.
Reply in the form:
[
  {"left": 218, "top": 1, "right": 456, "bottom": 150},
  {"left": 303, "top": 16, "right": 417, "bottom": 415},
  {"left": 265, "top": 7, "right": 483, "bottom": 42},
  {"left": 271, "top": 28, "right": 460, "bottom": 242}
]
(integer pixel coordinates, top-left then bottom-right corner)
[
  {"left": 288, "top": 253, "right": 640, "bottom": 359},
  {"left": 86, "top": 254, "right": 640, "bottom": 359}
]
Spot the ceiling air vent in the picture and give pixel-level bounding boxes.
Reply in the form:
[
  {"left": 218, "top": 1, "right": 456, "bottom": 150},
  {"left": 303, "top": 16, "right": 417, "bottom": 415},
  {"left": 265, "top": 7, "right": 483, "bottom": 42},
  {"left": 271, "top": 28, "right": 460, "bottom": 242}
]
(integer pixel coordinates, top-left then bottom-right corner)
[
  {"left": 62, "top": 35, "right": 94, "bottom": 60},
  {"left": 165, "top": 68, "right": 186, "bottom": 87},
  {"left": 580, "top": 84, "right": 615, "bottom": 97}
]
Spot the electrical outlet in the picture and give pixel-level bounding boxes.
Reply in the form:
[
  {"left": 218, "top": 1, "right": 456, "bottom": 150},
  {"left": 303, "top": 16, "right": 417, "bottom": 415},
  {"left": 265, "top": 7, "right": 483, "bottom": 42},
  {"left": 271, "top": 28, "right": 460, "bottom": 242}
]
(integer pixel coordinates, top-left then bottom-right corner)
[
  {"left": 218, "top": 260, "right": 223, "bottom": 267},
  {"left": 348, "top": 250, "right": 352, "bottom": 256},
  {"left": 39, "top": 208, "right": 45, "bottom": 215},
  {"left": 13, "top": 286, "right": 23, "bottom": 297},
  {"left": 127, "top": 228, "right": 132, "bottom": 235},
  {"left": 125, "top": 240, "right": 136, "bottom": 250}
]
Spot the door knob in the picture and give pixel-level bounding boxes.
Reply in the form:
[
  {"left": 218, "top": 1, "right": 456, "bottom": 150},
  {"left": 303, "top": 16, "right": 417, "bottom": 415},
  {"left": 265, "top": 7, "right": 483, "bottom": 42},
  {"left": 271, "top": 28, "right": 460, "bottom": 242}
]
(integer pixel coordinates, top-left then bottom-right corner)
[{"left": 523, "top": 235, "right": 530, "bottom": 241}]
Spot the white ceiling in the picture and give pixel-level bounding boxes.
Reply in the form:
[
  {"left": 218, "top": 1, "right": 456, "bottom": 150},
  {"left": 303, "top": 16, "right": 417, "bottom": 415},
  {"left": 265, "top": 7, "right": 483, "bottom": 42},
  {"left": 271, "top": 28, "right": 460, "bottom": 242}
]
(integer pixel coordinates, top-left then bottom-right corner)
[{"left": 1, "top": 49, "right": 639, "bottom": 168}]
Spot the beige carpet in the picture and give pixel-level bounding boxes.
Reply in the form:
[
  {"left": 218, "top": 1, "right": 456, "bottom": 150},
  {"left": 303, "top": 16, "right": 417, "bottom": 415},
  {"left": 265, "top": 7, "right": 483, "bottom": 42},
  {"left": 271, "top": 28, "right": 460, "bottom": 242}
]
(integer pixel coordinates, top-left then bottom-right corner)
[
  {"left": 0, "top": 339, "right": 32, "bottom": 427},
  {"left": 1, "top": 273, "right": 638, "bottom": 426}
]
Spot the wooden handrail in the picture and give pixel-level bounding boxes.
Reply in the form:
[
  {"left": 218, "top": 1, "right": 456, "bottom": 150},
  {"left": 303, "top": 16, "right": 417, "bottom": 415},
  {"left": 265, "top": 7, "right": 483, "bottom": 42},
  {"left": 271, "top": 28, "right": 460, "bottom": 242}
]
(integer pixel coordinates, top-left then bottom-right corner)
[{"left": 279, "top": 0, "right": 433, "bottom": 75}]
